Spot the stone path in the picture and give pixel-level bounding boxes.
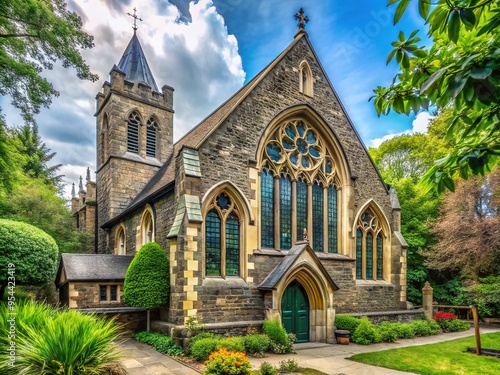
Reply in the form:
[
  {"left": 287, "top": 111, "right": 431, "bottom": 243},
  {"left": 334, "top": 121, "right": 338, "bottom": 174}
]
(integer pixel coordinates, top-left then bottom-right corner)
[{"left": 120, "top": 324, "right": 500, "bottom": 375}]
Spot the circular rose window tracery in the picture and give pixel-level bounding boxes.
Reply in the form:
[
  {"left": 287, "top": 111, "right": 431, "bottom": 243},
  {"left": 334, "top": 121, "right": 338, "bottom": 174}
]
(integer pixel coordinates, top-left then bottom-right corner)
[{"left": 263, "top": 119, "right": 336, "bottom": 184}]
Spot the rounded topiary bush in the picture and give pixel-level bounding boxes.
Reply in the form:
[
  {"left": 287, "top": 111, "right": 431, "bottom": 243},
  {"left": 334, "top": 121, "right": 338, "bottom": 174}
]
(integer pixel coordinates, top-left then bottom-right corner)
[
  {"left": 0, "top": 219, "right": 58, "bottom": 295},
  {"left": 123, "top": 242, "right": 170, "bottom": 308},
  {"left": 191, "top": 337, "right": 219, "bottom": 361}
]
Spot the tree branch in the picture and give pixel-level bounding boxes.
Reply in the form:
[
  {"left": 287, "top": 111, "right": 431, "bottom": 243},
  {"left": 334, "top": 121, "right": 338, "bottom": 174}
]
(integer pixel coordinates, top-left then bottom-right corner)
[{"left": 0, "top": 33, "right": 40, "bottom": 39}]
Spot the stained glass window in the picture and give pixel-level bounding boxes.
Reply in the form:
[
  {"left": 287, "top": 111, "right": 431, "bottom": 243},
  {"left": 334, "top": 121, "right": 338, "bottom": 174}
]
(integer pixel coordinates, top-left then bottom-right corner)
[
  {"left": 356, "top": 229, "right": 362, "bottom": 279},
  {"left": 205, "top": 210, "right": 221, "bottom": 276},
  {"left": 127, "top": 111, "right": 140, "bottom": 153},
  {"left": 327, "top": 186, "right": 337, "bottom": 253},
  {"left": 296, "top": 179, "right": 308, "bottom": 241},
  {"left": 226, "top": 214, "right": 240, "bottom": 276},
  {"left": 377, "top": 234, "right": 383, "bottom": 279},
  {"left": 261, "top": 118, "right": 339, "bottom": 253},
  {"left": 261, "top": 169, "right": 274, "bottom": 248},
  {"left": 366, "top": 233, "right": 373, "bottom": 280},
  {"left": 280, "top": 175, "right": 292, "bottom": 249},
  {"left": 312, "top": 181, "right": 324, "bottom": 252},
  {"left": 146, "top": 118, "right": 158, "bottom": 157}
]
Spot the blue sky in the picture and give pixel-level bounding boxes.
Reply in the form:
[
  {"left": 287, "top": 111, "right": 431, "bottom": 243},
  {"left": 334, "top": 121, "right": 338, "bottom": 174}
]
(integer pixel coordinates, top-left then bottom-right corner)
[{"left": 0, "top": 0, "right": 434, "bottom": 197}]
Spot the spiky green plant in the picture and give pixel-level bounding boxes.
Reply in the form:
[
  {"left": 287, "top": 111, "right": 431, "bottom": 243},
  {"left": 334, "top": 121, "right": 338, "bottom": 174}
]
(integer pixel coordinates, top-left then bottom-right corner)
[{"left": 0, "top": 301, "right": 124, "bottom": 375}]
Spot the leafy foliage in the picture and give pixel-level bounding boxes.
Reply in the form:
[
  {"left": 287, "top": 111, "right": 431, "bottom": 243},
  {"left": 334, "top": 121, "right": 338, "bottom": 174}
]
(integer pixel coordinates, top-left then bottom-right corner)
[
  {"left": 465, "top": 276, "right": 500, "bottom": 317},
  {"left": 134, "top": 331, "right": 184, "bottom": 356},
  {"left": 123, "top": 242, "right": 170, "bottom": 309},
  {"left": 215, "top": 336, "right": 246, "bottom": 352},
  {"left": 375, "top": 321, "right": 399, "bottom": 343},
  {"left": 262, "top": 317, "right": 294, "bottom": 354},
  {"left": 0, "top": 219, "right": 58, "bottom": 298},
  {"left": 351, "top": 317, "right": 380, "bottom": 345},
  {"left": 243, "top": 334, "right": 270, "bottom": 356},
  {"left": 203, "top": 348, "right": 251, "bottom": 375},
  {"left": 190, "top": 337, "right": 219, "bottom": 361},
  {"left": 373, "top": 0, "right": 500, "bottom": 193},
  {"left": 410, "top": 319, "right": 440, "bottom": 336},
  {"left": 0, "top": 0, "right": 98, "bottom": 124},
  {"left": 335, "top": 314, "right": 362, "bottom": 333},
  {"left": 426, "top": 167, "right": 500, "bottom": 279},
  {"left": 0, "top": 300, "right": 124, "bottom": 374},
  {"left": 259, "top": 362, "right": 278, "bottom": 375}
]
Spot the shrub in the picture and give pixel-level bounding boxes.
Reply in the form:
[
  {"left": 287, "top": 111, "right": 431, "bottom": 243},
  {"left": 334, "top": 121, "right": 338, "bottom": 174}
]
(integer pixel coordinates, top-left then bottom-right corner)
[
  {"left": 262, "top": 317, "right": 288, "bottom": 346},
  {"left": 351, "top": 317, "right": 380, "bottom": 345},
  {"left": 244, "top": 334, "right": 270, "bottom": 356},
  {"left": 203, "top": 348, "right": 251, "bottom": 375},
  {"left": 134, "top": 331, "right": 184, "bottom": 355},
  {"left": 190, "top": 332, "right": 222, "bottom": 349},
  {"left": 279, "top": 359, "right": 299, "bottom": 372},
  {"left": 376, "top": 321, "right": 398, "bottom": 342},
  {"left": 1, "top": 304, "right": 124, "bottom": 375},
  {"left": 394, "top": 323, "right": 415, "bottom": 339},
  {"left": 191, "top": 337, "right": 219, "bottom": 361},
  {"left": 467, "top": 276, "right": 500, "bottom": 317},
  {"left": 0, "top": 219, "right": 58, "bottom": 298},
  {"left": 335, "top": 314, "right": 362, "bottom": 333},
  {"left": 444, "top": 319, "right": 470, "bottom": 332},
  {"left": 410, "top": 319, "right": 440, "bottom": 336},
  {"left": 260, "top": 361, "right": 278, "bottom": 375},
  {"left": 123, "top": 242, "right": 170, "bottom": 308},
  {"left": 215, "top": 336, "right": 246, "bottom": 352}
]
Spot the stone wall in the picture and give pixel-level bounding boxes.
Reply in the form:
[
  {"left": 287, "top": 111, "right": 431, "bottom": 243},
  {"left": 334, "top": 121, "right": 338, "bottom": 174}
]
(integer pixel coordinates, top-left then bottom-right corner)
[{"left": 68, "top": 282, "right": 125, "bottom": 309}]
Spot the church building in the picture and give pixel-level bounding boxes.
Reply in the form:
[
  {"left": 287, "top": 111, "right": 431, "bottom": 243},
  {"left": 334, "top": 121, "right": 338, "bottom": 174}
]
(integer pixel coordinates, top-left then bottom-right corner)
[{"left": 90, "top": 9, "right": 408, "bottom": 343}]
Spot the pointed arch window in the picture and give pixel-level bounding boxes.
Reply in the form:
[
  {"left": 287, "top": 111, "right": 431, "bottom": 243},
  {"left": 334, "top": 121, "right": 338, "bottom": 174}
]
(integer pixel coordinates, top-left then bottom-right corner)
[
  {"left": 260, "top": 119, "right": 338, "bottom": 252},
  {"left": 127, "top": 111, "right": 141, "bottom": 153},
  {"left": 141, "top": 210, "right": 154, "bottom": 246},
  {"left": 355, "top": 208, "right": 384, "bottom": 280},
  {"left": 205, "top": 192, "right": 241, "bottom": 277},
  {"left": 299, "top": 61, "right": 313, "bottom": 96},
  {"left": 146, "top": 117, "right": 159, "bottom": 157},
  {"left": 115, "top": 226, "right": 126, "bottom": 255}
]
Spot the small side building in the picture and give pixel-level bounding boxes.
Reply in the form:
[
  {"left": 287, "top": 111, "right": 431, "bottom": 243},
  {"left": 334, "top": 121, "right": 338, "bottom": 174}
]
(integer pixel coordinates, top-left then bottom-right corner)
[{"left": 56, "top": 253, "right": 133, "bottom": 309}]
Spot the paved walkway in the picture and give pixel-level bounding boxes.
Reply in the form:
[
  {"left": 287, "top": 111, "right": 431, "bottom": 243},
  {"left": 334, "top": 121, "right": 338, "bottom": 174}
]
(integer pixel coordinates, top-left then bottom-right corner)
[{"left": 119, "top": 325, "right": 500, "bottom": 375}]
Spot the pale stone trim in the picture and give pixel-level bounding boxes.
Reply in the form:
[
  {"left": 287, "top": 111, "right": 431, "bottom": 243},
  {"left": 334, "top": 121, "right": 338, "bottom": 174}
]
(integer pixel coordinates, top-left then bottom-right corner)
[
  {"left": 299, "top": 60, "right": 313, "bottom": 97},
  {"left": 114, "top": 224, "right": 126, "bottom": 255}
]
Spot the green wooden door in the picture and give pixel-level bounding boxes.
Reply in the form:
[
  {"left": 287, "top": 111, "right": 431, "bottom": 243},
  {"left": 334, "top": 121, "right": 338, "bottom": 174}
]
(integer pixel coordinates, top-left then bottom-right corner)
[{"left": 281, "top": 280, "right": 309, "bottom": 342}]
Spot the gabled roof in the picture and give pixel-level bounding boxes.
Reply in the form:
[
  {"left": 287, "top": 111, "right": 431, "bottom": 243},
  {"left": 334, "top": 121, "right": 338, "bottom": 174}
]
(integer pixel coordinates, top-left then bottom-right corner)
[
  {"left": 56, "top": 253, "right": 133, "bottom": 286},
  {"left": 117, "top": 33, "right": 159, "bottom": 92}
]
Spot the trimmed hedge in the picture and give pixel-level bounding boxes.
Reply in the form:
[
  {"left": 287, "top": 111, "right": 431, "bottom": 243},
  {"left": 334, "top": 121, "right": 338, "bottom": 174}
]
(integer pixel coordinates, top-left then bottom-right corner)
[
  {"left": 0, "top": 219, "right": 58, "bottom": 289},
  {"left": 191, "top": 337, "right": 219, "bottom": 361},
  {"left": 335, "top": 314, "right": 362, "bottom": 333},
  {"left": 123, "top": 242, "right": 170, "bottom": 308}
]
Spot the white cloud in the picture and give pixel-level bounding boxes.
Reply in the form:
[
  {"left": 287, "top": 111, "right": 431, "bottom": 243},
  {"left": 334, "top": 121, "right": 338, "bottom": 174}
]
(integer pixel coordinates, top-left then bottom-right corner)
[
  {"left": 1, "top": 0, "right": 245, "bottom": 199},
  {"left": 369, "top": 111, "right": 435, "bottom": 148}
]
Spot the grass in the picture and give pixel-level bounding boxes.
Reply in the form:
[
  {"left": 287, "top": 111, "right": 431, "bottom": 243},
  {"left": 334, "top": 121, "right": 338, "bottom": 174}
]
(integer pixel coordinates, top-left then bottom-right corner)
[
  {"left": 250, "top": 369, "right": 328, "bottom": 375},
  {"left": 350, "top": 332, "right": 500, "bottom": 375}
]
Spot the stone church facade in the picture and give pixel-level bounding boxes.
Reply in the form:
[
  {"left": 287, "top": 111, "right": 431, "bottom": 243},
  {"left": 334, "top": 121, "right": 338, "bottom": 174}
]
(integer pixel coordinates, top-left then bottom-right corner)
[{"left": 90, "top": 19, "right": 407, "bottom": 343}]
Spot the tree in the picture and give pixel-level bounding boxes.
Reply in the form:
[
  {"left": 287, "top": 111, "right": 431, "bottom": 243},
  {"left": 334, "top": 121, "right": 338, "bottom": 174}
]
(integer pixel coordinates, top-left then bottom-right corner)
[
  {"left": 426, "top": 167, "right": 500, "bottom": 279},
  {"left": 0, "top": 219, "right": 59, "bottom": 299},
  {"left": 0, "top": 116, "right": 22, "bottom": 194},
  {"left": 123, "top": 242, "right": 170, "bottom": 331},
  {"left": 372, "top": 0, "right": 500, "bottom": 193},
  {"left": 14, "top": 124, "right": 62, "bottom": 188},
  {"left": 0, "top": 0, "right": 98, "bottom": 124}
]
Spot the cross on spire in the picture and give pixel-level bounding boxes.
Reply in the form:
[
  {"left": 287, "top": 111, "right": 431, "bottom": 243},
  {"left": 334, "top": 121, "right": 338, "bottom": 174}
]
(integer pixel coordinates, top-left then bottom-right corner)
[
  {"left": 294, "top": 7, "right": 309, "bottom": 30},
  {"left": 127, "top": 7, "right": 143, "bottom": 33}
]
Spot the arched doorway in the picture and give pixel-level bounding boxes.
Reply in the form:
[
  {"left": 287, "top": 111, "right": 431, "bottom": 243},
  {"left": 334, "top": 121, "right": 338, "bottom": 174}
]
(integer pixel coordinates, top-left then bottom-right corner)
[{"left": 281, "top": 280, "right": 309, "bottom": 342}]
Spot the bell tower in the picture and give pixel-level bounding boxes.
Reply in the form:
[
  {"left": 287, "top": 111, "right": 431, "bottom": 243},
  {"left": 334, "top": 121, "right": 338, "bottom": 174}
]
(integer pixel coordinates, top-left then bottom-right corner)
[{"left": 95, "top": 14, "right": 174, "bottom": 252}]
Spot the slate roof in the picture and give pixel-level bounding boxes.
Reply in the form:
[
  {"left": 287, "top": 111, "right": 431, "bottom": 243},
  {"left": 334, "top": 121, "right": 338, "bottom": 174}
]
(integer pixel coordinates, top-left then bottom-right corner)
[
  {"left": 258, "top": 242, "right": 339, "bottom": 291},
  {"left": 117, "top": 33, "right": 159, "bottom": 92},
  {"left": 56, "top": 253, "right": 133, "bottom": 285}
]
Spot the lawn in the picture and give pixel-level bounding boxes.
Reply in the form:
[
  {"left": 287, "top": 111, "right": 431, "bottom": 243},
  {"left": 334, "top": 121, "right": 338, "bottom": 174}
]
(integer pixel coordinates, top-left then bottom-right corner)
[{"left": 350, "top": 332, "right": 500, "bottom": 375}]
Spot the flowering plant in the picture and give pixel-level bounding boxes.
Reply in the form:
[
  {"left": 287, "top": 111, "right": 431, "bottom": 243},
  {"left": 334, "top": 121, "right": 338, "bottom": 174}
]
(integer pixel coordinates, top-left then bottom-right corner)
[
  {"left": 203, "top": 348, "right": 251, "bottom": 375},
  {"left": 433, "top": 311, "right": 458, "bottom": 321}
]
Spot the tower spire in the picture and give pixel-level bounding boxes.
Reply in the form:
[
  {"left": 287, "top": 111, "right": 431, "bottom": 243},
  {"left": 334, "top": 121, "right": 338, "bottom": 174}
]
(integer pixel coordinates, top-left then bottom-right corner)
[
  {"left": 127, "top": 7, "right": 143, "bottom": 33},
  {"left": 86, "top": 167, "right": 91, "bottom": 182},
  {"left": 79, "top": 176, "right": 84, "bottom": 191},
  {"left": 71, "top": 183, "right": 76, "bottom": 198}
]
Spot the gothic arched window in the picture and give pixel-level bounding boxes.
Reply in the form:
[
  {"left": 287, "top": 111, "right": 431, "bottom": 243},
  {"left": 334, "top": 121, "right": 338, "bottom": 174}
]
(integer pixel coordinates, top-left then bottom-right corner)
[
  {"left": 355, "top": 208, "right": 384, "bottom": 280},
  {"left": 141, "top": 209, "right": 154, "bottom": 246},
  {"left": 127, "top": 111, "right": 141, "bottom": 153},
  {"left": 115, "top": 226, "right": 126, "bottom": 255},
  {"left": 260, "top": 119, "right": 338, "bottom": 252},
  {"left": 299, "top": 61, "right": 313, "bottom": 96},
  {"left": 146, "top": 117, "right": 159, "bottom": 157},
  {"left": 205, "top": 192, "right": 241, "bottom": 277}
]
